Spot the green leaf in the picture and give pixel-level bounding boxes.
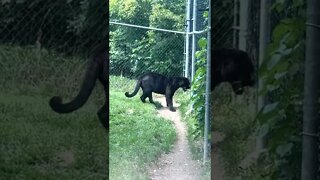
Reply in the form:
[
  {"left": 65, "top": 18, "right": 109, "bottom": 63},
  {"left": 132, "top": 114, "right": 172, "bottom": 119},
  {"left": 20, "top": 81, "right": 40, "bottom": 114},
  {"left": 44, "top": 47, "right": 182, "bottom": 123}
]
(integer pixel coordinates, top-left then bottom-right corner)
[
  {"left": 256, "top": 102, "right": 280, "bottom": 124},
  {"left": 274, "top": 71, "right": 287, "bottom": 79},
  {"left": 193, "top": 100, "right": 205, "bottom": 110},
  {"left": 263, "top": 102, "right": 279, "bottom": 114},
  {"left": 258, "top": 124, "right": 270, "bottom": 137},
  {"left": 203, "top": 11, "right": 208, "bottom": 18},
  {"left": 198, "top": 38, "right": 207, "bottom": 49},
  {"left": 195, "top": 51, "right": 204, "bottom": 59},
  {"left": 276, "top": 143, "right": 293, "bottom": 157},
  {"left": 272, "top": 25, "right": 290, "bottom": 44},
  {"left": 267, "top": 84, "right": 280, "bottom": 91},
  {"left": 267, "top": 53, "right": 282, "bottom": 70}
]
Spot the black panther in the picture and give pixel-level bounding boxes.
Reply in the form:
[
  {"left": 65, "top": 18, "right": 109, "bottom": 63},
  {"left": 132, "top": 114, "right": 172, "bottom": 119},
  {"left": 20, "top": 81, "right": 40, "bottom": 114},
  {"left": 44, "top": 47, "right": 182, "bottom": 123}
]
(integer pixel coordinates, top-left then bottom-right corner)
[
  {"left": 212, "top": 48, "right": 255, "bottom": 94},
  {"left": 125, "top": 72, "right": 191, "bottom": 112}
]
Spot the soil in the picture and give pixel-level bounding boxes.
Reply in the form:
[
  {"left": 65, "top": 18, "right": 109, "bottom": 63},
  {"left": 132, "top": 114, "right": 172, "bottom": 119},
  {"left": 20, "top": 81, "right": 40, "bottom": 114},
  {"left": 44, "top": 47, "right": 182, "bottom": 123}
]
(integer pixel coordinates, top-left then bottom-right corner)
[
  {"left": 211, "top": 131, "right": 226, "bottom": 180},
  {"left": 148, "top": 95, "right": 202, "bottom": 180}
]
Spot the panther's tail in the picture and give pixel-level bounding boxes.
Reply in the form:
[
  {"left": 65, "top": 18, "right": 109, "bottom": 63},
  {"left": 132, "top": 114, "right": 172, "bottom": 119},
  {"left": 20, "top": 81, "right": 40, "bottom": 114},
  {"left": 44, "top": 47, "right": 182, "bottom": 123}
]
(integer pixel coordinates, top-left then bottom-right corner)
[
  {"left": 49, "top": 55, "right": 100, "bottom": 113},
  {"left": 125, "top": 79, "right": 141, "bottom": 98}
]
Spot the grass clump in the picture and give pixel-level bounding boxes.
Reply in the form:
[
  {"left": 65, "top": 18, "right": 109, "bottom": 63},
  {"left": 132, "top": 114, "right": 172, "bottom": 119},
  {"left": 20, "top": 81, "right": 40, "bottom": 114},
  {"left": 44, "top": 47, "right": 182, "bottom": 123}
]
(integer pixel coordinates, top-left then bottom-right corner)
[
  {"left": 0, "top": 45, "right": 107, "bottom": 179},
  {"left": 109, "top": 79, "right": 176, "bottom": 180}
]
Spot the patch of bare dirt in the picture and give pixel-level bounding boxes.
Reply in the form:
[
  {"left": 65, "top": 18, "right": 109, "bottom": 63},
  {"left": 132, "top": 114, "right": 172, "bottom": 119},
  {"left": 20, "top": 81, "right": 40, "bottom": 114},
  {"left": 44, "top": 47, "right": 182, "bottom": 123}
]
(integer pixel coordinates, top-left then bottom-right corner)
[
  {"left": 148, "top": 95, "right": 202, "bottom": 180},
  {"left": 211, "top": 131, "right": 225, "bottom": 180}
]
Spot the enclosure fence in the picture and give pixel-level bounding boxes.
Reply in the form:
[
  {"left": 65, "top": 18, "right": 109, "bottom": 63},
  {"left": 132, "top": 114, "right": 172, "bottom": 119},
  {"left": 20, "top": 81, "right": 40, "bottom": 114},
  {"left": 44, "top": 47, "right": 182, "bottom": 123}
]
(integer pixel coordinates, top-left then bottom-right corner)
[
  {"left": 109, "top": 21, "right": 186, "bottom": 82},
  {"left": 109, "top": 0, "right": 208, "bottom": 82},
  {"left": 0, "top": 1, "right": 107, "bottom": 57},
  {"left": 213, "top": 0, "right": 320, "bottom": 179}
]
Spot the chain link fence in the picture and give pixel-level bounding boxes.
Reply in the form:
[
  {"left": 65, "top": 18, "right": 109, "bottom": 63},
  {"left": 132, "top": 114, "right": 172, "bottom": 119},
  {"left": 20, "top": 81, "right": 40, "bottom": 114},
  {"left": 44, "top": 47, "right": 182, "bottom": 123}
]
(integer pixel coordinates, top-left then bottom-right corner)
[
  {"left": 212, "top": 0, "right": 312, "bottom": 178},
  {"left": 0, "top": 0, "right": 107, "bottom": 95},
  {"left": 109, "top": 23, "right": 186, "bottom": 90},
  {"left": 0, "top": 1, "right": 107, "bottom": 56},
  {"left": 210, "top": 0, "right": 259, "bottom": 177},
  {"left": 212, "top": 0, "right": 235, "bottom": 49},
  {"left": 110, "top": 24, "right": 185, "bottom": 76},
  {"left": 0, "top": 1, "right": 108, "bottom": 178},
  {"left": 109, "top": 0, "right": 209, "bottom": 90}
]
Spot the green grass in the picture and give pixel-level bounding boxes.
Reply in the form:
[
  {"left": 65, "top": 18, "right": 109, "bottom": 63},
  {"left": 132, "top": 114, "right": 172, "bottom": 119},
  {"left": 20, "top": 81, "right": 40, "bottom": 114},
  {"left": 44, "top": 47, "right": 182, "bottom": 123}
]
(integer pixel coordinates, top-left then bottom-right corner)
[
  {"left": 176, "top": 93, "right": 211, "bottom": 179},
  {"left": 109, "top": 76, "right": 211, "bottom": 179},
  {"left": 211, "top": 84, "right": 257, "bottom": 178},
  {"left": 109, "top": 75, "right": 136, "bottom": 92},
  {"left": 0, "top": 44, "right": 209, "bottom": 179},
  {"left": 109, "top": 88, "right": 176, "bottom": 180},
  {"left": 0, "top": 45, "right": 107, "bottom": 179}
]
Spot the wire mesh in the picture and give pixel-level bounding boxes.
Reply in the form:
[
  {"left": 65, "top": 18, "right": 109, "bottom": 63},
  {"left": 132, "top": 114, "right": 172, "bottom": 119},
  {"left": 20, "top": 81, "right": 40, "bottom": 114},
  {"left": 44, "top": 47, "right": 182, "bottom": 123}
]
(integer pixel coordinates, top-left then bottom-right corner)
[
  {"left": 0, "top": 0, "right": 107, "bottom": 56},
  {"left": 212, "top": 0, "right": 235, "bottom": 49},
  {"left": 0, "top": 0, "right": 107, "bottom": 103},
  {"left": 109, "top": 1, "right": 198, "bottom": 89},
  {"left": 0, "top": 1, "right": 108, "bottom": 178}
]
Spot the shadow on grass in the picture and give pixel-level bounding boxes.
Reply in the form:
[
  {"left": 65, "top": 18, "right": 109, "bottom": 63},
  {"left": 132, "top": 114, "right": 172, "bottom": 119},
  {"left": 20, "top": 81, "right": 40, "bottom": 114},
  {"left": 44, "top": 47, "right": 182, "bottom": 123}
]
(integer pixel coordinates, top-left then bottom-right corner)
[
  {"left": 153, "top": 100, "right": 180, "bottom": 112},
  {"left": 153, "top": 101, "right": 163, "bottom": 109}
]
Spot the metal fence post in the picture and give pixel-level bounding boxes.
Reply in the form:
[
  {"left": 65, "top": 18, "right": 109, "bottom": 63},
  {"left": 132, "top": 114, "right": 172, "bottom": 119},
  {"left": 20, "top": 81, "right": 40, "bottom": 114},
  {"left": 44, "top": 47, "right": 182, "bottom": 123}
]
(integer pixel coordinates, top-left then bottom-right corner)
[
  {"left": 233, "top": 0, "right": 239, "bottom": 48},
  {"left": 185, "top": 0, "right": 191, "bottom": 78},
  {"left": 203, "top": 0, "right": 211, "bottom": 165},
  {"left": 256, "top": 0, "right": 271, "bottom": 154},
  {"left": 191, "top": 0, "right": 197, "bottom": 80},
  {"left": 301, "top": 0, "right": 320, "bottom": 179},
  {"left": 239, "top": 0, "right": 249, "bottom": 50}
]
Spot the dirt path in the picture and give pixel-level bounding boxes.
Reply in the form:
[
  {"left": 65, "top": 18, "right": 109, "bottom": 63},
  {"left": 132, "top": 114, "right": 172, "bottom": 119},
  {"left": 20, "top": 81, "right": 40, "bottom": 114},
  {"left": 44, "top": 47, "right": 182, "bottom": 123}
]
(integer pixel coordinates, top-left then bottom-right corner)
[
  {"left": 211, "top": 131, "right": 225, "bottom": 180},
  {"left": 148, "top": 95, "right": 202, "bottom": 180}
]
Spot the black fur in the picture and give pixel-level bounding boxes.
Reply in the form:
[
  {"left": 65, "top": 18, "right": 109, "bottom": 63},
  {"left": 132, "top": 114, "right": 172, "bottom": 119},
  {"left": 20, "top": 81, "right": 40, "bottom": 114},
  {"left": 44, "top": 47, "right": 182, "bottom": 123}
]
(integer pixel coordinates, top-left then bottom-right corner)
[
  {"left": 125, "top": 72, "right": 191, "bottom": 112},
  {"left": 212, "top": 48, "right": 255, "bottom": 94},
  {"left": 49, "top": 41, "right": 108, "bottom": 130}
]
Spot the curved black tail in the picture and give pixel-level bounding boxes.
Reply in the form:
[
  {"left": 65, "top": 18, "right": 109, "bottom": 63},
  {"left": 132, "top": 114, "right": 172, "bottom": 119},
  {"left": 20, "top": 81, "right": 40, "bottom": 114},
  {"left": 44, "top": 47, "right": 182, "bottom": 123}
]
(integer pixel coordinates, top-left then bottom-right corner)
[
  {"left": 49, "top": 57, "right": 100, "bottom": 113},
  {"left": 125, "top": 79, "right": 141, "bottom": 98}
]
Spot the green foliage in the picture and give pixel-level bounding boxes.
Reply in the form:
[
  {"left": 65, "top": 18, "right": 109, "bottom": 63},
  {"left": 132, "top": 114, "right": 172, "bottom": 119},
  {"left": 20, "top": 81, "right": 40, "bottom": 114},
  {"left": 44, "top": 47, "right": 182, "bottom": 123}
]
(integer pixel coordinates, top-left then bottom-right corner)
[
  {"left": 109, "top": 87, "right": 176, "bottom": 180},
  {"left": 176, "top": 92, "right": 211, "bottom": 179},
  {"left": 0, "top": 0, "right": 107, "bottom": 55},
  {"left": 253, "top": 0, "right": 305, "bottom": 179},
  {"left": 189, "top": 9, "right": 210, "bottom": 138},
  {"left": 190, "top": 37, "right": 207, "bottom": 133},
  {"left": 212, "top": 86, "right": 256, "bottom": 177},
  {"left": 109, "top": 0, "right": 185, "bottom": 77}
]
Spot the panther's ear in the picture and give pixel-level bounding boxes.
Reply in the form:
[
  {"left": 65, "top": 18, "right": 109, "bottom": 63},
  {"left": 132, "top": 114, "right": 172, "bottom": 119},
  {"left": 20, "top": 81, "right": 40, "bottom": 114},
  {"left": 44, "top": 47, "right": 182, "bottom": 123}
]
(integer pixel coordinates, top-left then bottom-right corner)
[{"left": 178, "top": 80, "right": 184, "bottom": 86}]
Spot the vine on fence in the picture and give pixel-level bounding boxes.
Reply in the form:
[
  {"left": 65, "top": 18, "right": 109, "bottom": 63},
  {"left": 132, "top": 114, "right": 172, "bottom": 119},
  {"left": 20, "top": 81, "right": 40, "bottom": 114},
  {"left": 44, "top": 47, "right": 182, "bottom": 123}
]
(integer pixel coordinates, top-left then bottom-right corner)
[
  {"left": 190, "top": 10, "right": 209, "bottom": 137},
  {"left": 252, "top": 0, "right": 305, "bottom": 178},
  {"left": 190, "top": 37, "right": 207, "bottom": 136}
]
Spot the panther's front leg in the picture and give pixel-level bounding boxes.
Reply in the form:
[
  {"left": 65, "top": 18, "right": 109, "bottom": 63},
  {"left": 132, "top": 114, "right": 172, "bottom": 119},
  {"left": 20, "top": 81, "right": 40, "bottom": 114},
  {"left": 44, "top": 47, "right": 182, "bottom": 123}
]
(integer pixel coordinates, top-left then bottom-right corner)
[{"left": 165, "top": 87, "right": 175, "bottom": 112}]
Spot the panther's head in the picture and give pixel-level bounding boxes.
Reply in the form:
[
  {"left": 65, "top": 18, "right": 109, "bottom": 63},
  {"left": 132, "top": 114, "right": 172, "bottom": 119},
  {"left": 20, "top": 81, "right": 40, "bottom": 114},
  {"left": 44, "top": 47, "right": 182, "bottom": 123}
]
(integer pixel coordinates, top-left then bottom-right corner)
[
  {"left": 178, "top": 77, "right": 191, "bottom": 91},
  {"left": 218, "top": 48, "right": 255, "bottom": 95},
  {"left": 229, "top": 61, "right": 255, "bottom": 95},
  {"left": 230, "top": 77, "right": 255, "bottom": 95}
]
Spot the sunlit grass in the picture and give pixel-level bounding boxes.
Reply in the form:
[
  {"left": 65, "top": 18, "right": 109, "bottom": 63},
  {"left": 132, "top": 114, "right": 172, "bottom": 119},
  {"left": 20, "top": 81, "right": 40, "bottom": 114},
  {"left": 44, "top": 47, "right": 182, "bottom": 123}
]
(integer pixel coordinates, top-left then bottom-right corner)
[{"left": 109, "top": 89, "right": 176, "bottom": 180}]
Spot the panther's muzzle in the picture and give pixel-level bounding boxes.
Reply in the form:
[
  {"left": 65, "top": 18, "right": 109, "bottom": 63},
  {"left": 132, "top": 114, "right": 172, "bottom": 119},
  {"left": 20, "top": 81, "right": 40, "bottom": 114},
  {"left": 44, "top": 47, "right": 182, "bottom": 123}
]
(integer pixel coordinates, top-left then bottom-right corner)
[
  {"left": 231, "top": 81, "right": 243, "bottom": 95},
  {"left": 182, "top": 85, "right": 191, "bottom": 92}
]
